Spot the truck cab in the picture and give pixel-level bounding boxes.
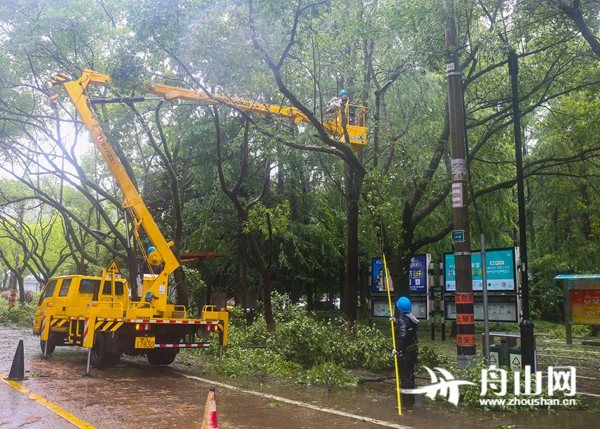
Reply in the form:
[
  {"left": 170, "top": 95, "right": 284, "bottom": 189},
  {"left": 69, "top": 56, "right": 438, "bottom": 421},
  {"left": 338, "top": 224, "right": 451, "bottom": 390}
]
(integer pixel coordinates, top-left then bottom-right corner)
[{"left": 34, "top": 275, "right": 128, "bottom": 335}]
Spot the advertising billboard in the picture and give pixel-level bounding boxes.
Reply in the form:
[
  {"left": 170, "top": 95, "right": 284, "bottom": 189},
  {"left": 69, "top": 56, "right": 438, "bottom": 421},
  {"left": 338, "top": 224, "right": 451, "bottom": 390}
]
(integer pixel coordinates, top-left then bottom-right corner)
[
  {"left": 371, "top": 255, "right": 429, "bottom": 294},
  {"left": 409, "top": 254, "right": 427, "bottom": 293},
  {"left": 444, "top": 248, "right": 517, "bottom": 292},
  {"left": 371, "top": 257, "right": 388, "bottom": 293}
]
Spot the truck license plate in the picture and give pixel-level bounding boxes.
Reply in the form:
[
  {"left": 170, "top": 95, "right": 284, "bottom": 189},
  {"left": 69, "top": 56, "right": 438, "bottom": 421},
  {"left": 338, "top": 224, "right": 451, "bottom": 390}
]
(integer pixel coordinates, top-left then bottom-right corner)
[{"left": 135, "top": 336, "right": 155, "bottom": 349}]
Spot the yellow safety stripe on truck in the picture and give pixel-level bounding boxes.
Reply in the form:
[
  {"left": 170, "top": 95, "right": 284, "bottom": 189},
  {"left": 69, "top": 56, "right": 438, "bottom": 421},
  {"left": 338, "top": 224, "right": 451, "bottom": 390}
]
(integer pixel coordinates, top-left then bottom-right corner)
[
  {"left": 110, "top": 322, "right": 124, "bottom": 331},
  {"left": 94, "top": 321, "right": 124, "bottom": 332},
  {"left": 50, "top": 319, "right": 68, "bottom": 328}
]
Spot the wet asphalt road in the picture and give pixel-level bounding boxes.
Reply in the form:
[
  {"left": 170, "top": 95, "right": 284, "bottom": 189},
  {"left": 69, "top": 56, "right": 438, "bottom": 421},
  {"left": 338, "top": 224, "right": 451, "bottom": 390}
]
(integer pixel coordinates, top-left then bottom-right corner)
[{"left": 1, "top": 326, "right": 598, "bottom": 429}]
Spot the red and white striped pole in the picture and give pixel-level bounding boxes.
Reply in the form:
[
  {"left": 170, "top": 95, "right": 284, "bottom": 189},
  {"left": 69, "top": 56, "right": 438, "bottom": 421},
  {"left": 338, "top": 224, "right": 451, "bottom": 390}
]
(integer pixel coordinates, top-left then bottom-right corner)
[{"left": 83, "top": 317, "right": 92, "bottom": 376}]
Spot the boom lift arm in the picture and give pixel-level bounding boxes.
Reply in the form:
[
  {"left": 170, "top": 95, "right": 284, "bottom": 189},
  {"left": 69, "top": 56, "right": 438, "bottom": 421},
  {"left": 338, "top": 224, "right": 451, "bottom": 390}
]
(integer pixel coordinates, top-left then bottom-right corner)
[
  {"left": 51, "top": 69, "right": 367, "bottom": 315},
  {"left": 144, "top": 80, "right": 368, "bottom": 150},
  {"left": 51, "top": 70, "right": 178, "bottom": 314}
]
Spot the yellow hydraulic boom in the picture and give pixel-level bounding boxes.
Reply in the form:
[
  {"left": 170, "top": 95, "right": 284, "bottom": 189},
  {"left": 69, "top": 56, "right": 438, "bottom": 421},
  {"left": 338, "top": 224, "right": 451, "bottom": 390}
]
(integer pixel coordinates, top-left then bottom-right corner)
[
  {"left": 54, "top": 69, "right": 367, "bottom": 149},
  {"left": 50, "top": 68, "right": 367, "bottom": 314},
  {"left": 145, "top": 80, "right": 368, "bottom": 150},
  {"left": 51, "top": 70, "right": 178, "bottom": 315}
]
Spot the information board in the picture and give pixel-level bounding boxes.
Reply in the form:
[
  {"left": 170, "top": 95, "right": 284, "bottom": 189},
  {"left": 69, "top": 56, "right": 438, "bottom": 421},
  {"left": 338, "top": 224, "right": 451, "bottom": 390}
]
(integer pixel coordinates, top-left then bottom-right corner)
[
  {"left": 556, "top": 275, "right": 600, "bottom": 343},
  {"left": 445, "top": 294, "right": 519, "bottom": 322},
  {"left": 569, "top": 289, "right": 600, "bottom": 324},
  {"left": 370, "top": 254, "right": 430, "bottom": 320},
  {"left": 444, "top": 248, "right": 517, "bottom": 292},
  {"left": 371, "top": 295, "right": 428, "bottom": 320}
]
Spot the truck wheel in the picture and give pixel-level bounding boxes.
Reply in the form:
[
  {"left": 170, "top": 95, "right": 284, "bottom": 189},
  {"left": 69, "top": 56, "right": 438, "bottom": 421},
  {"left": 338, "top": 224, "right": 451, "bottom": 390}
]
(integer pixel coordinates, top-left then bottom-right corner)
[
  {"left": 40, "top": 338, "right": 55, "bottom": 355},
  {"left": 146, "top": 349, "right": 177, "bottom": 366},
  {"left": 90, "top": 333, "right": 115, "bottom": 369},
  {"left": 105, "top": 352, "right": 122, "bottom": 367}
]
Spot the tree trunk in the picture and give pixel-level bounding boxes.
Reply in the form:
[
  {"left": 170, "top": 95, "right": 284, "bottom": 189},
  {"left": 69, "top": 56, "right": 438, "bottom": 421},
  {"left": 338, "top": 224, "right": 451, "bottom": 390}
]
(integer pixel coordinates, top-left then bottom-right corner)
[
  {"left": 306, "top": 282, "right": 314, "bottom": 311},
  {"left": 526, "top": 181, "right": 535, "bottom": 246},
  {"left": 17, "top": 275, "right": 25, "bottom": 305},
  {"left": 237, "top": 229, "right": 248, "bottom": 310},
  {"left": 390, "top": 249, "right": 413, "bottom": 311},
  {"left": 339, "top": 258, "right": 345, "bottom": 311},
  {"left": 247, "top": 231, "right": 275, "bottom": 332},
  {"left": 578, "top": 182, "right": 592, "bottom": 240},
  {"left": 75, "top": 259, "right": 88, "bottom": 275},
  {"left": 344, "top": 164, "right": 362, "bottom": 322},
  {"left": 557, "top": 0, "right": 600, "bottom": 58},
  {"left": 8, "top": 272, "right": 17, "bottom": 307},
  {"left": 359, "top": 263, "right": 369, "bottom": 318},
  {"left": 174, "top": 267, "right": 188, "bottom": 307},
  {"left": 290, "top": 277, "right": 299, "bottom": 303}
]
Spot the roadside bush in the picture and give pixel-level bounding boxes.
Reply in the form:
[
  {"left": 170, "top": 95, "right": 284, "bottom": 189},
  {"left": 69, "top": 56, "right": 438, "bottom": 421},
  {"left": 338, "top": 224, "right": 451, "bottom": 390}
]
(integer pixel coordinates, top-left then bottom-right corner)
[
  {"left": 529, "top": 254, "right": 567, "bottom": 322},
  {"left": 259, "top": 292, "right": 389, "bottom": 370},
  {"left": 530, "top": 278, "right": 564, "bottom": 322},
  {"left": 267, "top": 313, "right": 389, "bottom": 370},
  {"left": 270, "top": 291, "right": 309, "bottom": 323},
  {"left": 330, "top": 322, "right": 390, "bottom": 370},
  {"left": 548, "top": 324, "right": 592, "bottom": 340},
  {"left": 299, "top": 362, "right": 358, "bottom": 389},
  {"left": 181, "top": 292, "right": 393, "bottom": 388},
  {"left": 269, "top": 315, "right": 328, "bottom": 367},
  {"left": 0, "top": 299, "right": 35, "bottom": 327},
  {"left": 215, "top": 347, "right": 300, "bottom": 380},
  {"left": 417, "top": 345, "right": 450, "bottom": 368}
]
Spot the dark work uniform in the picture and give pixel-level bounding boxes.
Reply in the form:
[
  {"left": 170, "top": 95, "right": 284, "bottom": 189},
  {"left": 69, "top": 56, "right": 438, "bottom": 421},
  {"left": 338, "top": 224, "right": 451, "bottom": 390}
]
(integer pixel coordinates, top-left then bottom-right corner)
[{"left": 396, "top": 312, "right": 419, "bottom": 410}]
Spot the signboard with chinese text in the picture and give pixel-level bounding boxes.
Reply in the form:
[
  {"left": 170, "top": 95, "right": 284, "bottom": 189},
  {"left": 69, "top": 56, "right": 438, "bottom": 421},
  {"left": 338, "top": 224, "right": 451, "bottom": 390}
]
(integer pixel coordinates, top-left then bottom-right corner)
[
  {"left": 409, "top": 254, "right": 428, "bottom": 293},
  {"left": 569, "top": 289, "right": 600, "bottom": 324},
  {"left": 444, "top": 248, "right": 517, "bottom": 292},
  {"left": 556, "top": 274, "right": 600, "bottom": 344},
  {"left": 370, "top": 254, "right": 431, "bottom": 320}
]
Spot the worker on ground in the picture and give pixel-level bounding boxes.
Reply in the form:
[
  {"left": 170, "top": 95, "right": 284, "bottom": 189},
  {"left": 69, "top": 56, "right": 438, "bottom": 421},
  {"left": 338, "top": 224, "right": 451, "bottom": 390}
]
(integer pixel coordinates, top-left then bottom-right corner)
[{"left": 395, "top": 296, "right": 419, "bottom": 412}]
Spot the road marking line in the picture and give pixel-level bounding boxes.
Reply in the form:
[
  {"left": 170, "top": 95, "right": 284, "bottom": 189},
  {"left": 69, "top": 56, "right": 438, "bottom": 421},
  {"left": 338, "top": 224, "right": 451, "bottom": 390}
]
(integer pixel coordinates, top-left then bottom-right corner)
[
  {"left": 0, "top": 373, "right": 95, "bottom": 429},
  {"left": 576, "top": 375, "right": 598, "bottom": 380},
  {"left": 176, "top": 372, "right": 412, "bottom": 429},
  {"left": 537, "top": 353, "right": 597, "bottom": 362}
]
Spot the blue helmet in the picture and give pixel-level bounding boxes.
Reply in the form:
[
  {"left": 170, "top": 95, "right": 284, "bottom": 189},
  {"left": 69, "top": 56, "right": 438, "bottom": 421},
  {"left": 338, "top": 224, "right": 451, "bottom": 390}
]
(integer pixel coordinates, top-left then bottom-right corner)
[
  {"left": 339, "top": 89, "right": 348, "bottom": 96},
  {"left": 396, "top": 296, "right": 412, "bottom": 313},
  {"left": 147, "top": 246, "right": 156, "bottom": 254}
]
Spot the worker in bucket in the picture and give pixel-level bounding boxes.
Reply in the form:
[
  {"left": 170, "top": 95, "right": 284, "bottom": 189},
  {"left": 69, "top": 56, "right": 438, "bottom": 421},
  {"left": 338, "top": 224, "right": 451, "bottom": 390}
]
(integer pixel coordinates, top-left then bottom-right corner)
[
  {"left": 395, "top": 296, "right": 419, "bottom": 412},
  {"left": 327, "top": 89, "right": 357, "bottom": 124}
]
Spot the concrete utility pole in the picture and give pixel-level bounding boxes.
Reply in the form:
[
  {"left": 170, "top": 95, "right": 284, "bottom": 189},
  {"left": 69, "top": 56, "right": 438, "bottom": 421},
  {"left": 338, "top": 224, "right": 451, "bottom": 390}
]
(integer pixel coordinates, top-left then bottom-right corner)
[
  {"left": 444, "top": 0, "right": 476, "bottom": 367},
  {"left": 508, "top": 49, "right": 536, "bottom": 370}
]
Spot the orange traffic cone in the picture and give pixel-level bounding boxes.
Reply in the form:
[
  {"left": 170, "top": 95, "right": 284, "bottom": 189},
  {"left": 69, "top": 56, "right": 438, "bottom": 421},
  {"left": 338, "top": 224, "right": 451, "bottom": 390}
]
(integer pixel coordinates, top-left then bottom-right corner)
[{"left": 201, "top": 388, "right": 217, "bottom": 429}]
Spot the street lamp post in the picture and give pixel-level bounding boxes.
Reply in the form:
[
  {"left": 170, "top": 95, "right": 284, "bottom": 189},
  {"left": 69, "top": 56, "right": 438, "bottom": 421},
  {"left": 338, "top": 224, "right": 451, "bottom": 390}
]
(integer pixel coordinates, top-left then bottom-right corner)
[{"left": 508, "top": 48, "right": 536, "bottom": 370}]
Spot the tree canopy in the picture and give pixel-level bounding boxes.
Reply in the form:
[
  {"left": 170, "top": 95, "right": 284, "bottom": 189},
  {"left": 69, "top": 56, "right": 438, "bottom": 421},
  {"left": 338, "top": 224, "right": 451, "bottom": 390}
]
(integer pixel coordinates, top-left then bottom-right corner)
[{"left": 0, "top": 0, "right": 598, "bottom": 324}]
